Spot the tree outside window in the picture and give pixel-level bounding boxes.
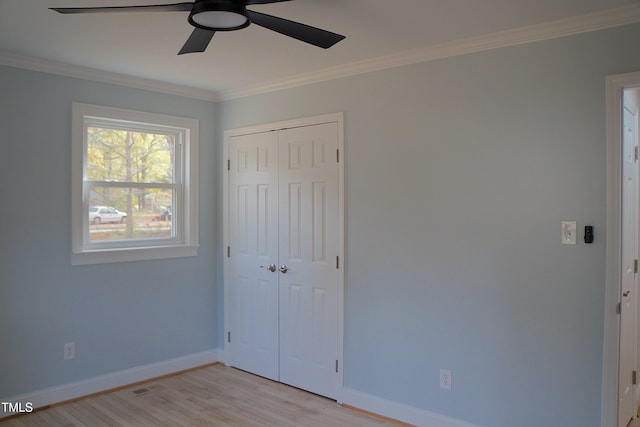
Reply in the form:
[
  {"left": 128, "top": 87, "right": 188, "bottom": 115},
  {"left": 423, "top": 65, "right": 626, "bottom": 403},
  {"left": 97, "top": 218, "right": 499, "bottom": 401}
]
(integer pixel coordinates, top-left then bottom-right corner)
[{"left": 87, "top": 126, "right": 176, "bottom": 241}]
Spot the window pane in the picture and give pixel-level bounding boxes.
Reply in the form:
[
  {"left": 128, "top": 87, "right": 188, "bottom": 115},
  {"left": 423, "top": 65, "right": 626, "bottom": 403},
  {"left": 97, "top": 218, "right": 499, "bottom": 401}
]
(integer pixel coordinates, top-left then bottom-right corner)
[
  {"left": 87, "top": 127, "right": 175, "bottom": 184},
  {"left": 88, "top": 186, "right": 174, "bottom": 242}
]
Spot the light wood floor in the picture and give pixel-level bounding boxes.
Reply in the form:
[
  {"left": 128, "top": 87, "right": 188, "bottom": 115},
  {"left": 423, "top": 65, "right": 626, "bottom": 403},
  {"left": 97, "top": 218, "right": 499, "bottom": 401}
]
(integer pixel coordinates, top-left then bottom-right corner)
[{"left": 0, "top": 364, "right": 407, "bottom": 427}]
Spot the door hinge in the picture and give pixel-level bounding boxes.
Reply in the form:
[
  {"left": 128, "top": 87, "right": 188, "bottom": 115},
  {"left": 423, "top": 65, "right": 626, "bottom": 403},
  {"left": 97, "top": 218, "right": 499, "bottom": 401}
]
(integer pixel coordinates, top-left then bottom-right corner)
[
  {"left": 336, "top": 149, "right": 340, "bottom": 163},
  {"left": 227, "top": 159, "right": 231, "bottom": 171},
  {"left": 635, "top": 259, "right": 638, "bottom": 274},
  {"left": 227, "top": 331, "right": 231, "bottom": 343},
  {"left": 336, "top": 256, "right": 340, "bottom": 269},
  {"left": 227, "top": 246, "right": 231, "bottom": 258},
  {"left": 617, "top": 302, "right": 622, "bottom": 315},
  {"left": 336, "top": 360, "right": 339, "bottom": 373},
  {"left": 635, "top": 146, "right": 639, "bottom": 162},
  {"left": 634, "top": 370, "right": 637, "bottom": 385}
]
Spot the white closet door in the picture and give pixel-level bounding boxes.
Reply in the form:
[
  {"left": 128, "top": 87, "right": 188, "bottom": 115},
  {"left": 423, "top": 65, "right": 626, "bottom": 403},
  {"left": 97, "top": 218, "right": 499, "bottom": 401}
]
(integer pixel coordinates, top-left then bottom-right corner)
[
  {"left": 277, "top": 123, "right": 340, "bottom": 399},
  {"left": 228, "top": 131, "right": 280, "bottom": 381},
  {"left": 227, "top": 120, "right": 341, "bottom": 399}
]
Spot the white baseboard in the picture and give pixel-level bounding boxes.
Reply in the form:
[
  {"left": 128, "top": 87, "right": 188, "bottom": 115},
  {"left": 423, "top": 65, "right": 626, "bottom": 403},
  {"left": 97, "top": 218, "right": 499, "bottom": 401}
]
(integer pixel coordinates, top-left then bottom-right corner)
[
  {"left": 341, "top": 387, "right": 482, "bottom": 427},
  {"left": 1, "top": 348, "right": 222, "bottom": 418},
  {"left": 3, "top": 350, "right": 477, "bottom": 427}
]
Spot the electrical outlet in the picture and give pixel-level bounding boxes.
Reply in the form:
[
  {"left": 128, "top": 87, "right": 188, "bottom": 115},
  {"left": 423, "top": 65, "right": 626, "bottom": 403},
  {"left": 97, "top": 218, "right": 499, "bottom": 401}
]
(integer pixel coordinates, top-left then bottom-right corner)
[
  {"left": 440, "top": 369, "right": 452, "bottom": 391},
  {"left": 64, "top": 342, "right": 75, "bottom": 360}
]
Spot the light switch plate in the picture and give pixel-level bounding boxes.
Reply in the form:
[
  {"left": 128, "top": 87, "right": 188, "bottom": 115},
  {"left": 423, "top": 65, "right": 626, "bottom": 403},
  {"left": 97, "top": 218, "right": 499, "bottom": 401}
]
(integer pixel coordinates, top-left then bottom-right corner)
[{"left": 562, "top": 221, "right": 577, "bottom": 245}]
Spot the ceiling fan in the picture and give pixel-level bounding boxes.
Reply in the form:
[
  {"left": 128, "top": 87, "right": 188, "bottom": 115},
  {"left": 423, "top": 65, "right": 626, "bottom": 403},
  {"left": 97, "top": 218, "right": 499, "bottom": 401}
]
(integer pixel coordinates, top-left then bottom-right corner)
[{"left": 50, "top": 0, "right": 345, "bottom": 55}]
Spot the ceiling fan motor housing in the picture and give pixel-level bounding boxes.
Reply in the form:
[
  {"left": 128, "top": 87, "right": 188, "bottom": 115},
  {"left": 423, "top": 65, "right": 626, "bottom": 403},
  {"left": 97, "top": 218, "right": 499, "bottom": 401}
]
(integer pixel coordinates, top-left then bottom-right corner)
[{"left": 188, "top": 0, "right": 250, "bottom": 31}]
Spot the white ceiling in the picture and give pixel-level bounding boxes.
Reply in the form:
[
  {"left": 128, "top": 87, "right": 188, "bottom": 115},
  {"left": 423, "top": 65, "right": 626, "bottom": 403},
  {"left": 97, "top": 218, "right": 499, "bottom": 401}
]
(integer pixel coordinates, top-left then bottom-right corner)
[{"left": 1, "top": 0, "right": 639, "bottom": 100}]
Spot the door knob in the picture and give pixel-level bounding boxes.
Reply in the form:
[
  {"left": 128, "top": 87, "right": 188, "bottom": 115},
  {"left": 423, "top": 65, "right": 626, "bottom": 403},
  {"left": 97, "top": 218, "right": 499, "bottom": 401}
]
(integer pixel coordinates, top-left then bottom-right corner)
[
  {"left": 623, "top": 290, "right": 631, "bottom": 297},
  {"left": 260, "top": 264, "right": 277, "bottom": 272},
  {"left": 279, "top": 265, "right": 289, "bottom": 274}
]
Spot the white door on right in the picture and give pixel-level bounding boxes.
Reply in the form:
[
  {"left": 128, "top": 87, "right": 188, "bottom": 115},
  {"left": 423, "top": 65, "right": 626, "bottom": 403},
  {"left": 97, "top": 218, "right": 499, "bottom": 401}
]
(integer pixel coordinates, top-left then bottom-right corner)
[
  {"left": 620, "top": 96, "right": 638, "bottom": 427},
  {"left": 277, "top": 123, "right": 340, "bottom": 399}
]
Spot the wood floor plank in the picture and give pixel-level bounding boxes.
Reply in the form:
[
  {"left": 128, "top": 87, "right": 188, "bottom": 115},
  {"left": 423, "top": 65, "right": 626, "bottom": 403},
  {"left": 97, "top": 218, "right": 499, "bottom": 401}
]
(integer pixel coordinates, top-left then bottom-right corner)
[{"left": 0, "top": 364, "right": 408, "bottom": 427}]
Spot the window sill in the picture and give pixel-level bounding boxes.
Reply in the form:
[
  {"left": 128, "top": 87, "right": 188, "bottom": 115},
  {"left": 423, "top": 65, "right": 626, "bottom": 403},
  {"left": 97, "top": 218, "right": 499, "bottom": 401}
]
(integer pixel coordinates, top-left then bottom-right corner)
[{"left": 71, "top": 244, "right": 199, "bottom": 266}]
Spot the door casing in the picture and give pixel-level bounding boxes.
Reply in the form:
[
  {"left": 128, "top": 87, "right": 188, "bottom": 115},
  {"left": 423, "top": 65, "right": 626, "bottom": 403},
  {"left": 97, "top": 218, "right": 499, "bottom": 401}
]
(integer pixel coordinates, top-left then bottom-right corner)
[
  {"left": 604, "top": 71, "right": 640, "bottom": 427},
  {"left": 222, "top": 112, "right": 345, "bottom": 402}
]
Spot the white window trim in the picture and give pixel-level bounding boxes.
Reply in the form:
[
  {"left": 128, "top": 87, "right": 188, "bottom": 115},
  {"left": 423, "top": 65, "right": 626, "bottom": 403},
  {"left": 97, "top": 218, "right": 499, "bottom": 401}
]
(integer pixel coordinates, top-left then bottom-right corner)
[{"left": 71, "top": 103, "right": 199, "bottom": 265}]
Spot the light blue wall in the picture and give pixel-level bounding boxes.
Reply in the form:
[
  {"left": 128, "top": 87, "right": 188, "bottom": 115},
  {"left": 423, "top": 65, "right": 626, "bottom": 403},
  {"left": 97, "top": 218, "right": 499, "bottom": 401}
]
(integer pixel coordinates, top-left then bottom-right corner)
[
  {"left": 0, "top": 67, "right": 219, "bottom": 397},
  {"left": 3, "top": 21, "right": 640, "bottom": 427},
  {"left": 219, "top": 23, "right": 640, "bottom": 427}
]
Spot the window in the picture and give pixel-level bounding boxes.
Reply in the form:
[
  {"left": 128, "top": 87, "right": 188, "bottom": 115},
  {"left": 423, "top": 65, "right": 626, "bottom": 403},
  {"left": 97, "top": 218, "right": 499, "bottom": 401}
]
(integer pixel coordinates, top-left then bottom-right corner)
[{"left": 71, "top": 103, "right": 199, "bottom": 265}]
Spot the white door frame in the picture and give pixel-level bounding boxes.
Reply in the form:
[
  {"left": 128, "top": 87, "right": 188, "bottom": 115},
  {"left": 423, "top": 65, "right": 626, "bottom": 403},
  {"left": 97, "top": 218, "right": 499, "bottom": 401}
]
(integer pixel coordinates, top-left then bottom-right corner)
[
  {"left": 222, "top": 112, "right": 345, "bottom": 402},
  {"left": 603, "top": 71, "right": 640, "bottom": 427}
]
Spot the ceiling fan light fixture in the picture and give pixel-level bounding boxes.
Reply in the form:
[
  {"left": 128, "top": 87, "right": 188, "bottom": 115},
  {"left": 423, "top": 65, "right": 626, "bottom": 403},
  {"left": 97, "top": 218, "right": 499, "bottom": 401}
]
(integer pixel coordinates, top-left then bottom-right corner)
[
  {"left": 50, "top": 0, "right": 346, "bottom": 54},
  {"left": 188, "top": 0, "right": 250, "bottom": 31}
]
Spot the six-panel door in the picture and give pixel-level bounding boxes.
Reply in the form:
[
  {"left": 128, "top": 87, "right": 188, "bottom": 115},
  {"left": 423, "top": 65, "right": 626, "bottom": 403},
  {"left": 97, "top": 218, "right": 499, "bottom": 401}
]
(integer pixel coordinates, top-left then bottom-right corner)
[{"left": 227, "top": 122, "right": 340, "bottom": 399}]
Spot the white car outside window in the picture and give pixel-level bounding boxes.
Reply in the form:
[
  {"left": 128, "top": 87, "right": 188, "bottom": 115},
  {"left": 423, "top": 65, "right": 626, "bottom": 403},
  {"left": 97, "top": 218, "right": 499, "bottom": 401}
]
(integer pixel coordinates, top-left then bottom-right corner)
[{"left": 89, "top": 206, "right": 126, "bottom": 224}]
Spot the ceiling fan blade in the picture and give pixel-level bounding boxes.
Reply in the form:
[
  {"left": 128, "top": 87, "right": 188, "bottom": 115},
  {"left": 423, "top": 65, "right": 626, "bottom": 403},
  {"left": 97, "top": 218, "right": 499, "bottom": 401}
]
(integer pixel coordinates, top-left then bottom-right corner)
[
  {"left": 247, "top": 10, "right": 345, "bottom": 49},
  {"left": 245, "top": 0, "right": 292, "bottom": 4},
  {"left": 50, "top": 3, "right": 193, "bottom": 14},
  {"left": 178, "top": 27, "right": 215, "bottom": 55}
]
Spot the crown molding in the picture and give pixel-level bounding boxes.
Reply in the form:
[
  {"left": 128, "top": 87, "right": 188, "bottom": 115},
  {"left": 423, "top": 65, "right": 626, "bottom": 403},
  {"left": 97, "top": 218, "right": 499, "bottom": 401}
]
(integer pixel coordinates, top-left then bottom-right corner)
[
  {"left": 219, "top": 3, "right": 640, "bottom": 101},
  {"left": 2, "top": 4, "right": 639, "bottom": 103},
  {"left": 0, "top": 50, "right": 218, "bottom": 102}
]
